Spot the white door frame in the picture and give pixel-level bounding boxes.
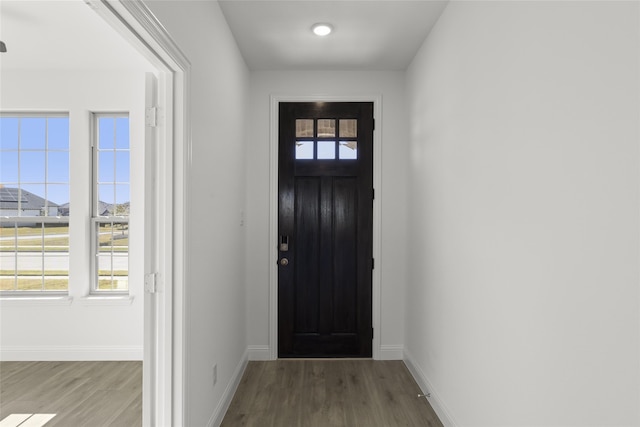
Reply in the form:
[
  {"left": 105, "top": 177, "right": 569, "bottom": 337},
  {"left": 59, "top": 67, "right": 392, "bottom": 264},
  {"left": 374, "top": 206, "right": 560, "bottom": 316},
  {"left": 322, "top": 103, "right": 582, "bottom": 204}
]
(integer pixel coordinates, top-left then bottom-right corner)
[
  {"left": 88, "top": 1, "right": 190, "bottom": 425},
  {"left": 269, "top": 95, "right": 383, "bottom": 360}
]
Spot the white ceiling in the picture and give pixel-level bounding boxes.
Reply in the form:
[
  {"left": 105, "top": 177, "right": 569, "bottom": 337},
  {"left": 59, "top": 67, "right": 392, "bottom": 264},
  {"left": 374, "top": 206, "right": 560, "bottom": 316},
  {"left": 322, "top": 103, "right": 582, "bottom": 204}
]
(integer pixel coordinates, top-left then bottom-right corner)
[
  {"left": 0, "top": 0, "right": 153, "bottom": 71},
  {"left": 0, "top": 0, "right": 448, "bottom": 72},
  {"left": 219, "top": 0, "right": 449, "bottom": 70}
]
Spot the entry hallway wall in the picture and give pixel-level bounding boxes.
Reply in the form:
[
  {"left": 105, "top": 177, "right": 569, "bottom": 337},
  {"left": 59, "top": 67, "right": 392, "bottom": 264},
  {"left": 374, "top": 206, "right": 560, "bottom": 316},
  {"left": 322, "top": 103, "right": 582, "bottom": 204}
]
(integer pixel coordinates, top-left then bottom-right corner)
[
  {"left": 246, "top": 71, "right": 409, "bottom": 359},
  {"left": 405, "top": 1, "right": 640, "bottom": 426},
  {"left": 142, "top": 1, "right": 250, "bottom": 426}
]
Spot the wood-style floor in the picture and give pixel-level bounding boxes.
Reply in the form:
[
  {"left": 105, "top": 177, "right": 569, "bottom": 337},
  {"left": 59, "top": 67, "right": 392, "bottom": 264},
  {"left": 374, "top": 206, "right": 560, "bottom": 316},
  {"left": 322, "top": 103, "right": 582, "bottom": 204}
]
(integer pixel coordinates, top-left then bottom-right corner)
[
  {"left": 222, "top": 360, "right": 443, "bottom": 427},
  {"left": 0, "top": 361, "right": 141, "bottom": 427}
]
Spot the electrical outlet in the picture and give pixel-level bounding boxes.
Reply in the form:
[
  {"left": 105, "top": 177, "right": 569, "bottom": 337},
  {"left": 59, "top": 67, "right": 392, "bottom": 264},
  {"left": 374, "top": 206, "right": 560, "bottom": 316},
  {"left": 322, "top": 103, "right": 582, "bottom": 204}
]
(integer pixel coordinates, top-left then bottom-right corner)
[{"left": 212, "top": 364, "right": 217, "bottom": 387}]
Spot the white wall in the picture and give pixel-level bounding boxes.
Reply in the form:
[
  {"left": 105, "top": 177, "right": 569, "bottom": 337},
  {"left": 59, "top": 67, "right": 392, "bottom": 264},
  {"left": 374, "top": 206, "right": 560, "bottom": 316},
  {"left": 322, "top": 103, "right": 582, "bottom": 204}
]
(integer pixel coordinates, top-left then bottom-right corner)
[
  {"left": 246, "top": 71, "right": 409, "bottom": 359},
  {"left": 141, "top": 2, "right": 250, "bottom": 426},
  {"left": 405, "top": 1, "right": 640, "bottom": 426},
  {"left": 0, "top": 70, "right": 148, "bottom": 360}
]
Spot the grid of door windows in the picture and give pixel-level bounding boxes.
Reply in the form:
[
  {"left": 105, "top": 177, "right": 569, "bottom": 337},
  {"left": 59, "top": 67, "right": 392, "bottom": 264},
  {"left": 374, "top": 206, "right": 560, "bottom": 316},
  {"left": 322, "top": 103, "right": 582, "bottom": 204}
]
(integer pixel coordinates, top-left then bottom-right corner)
[{"left": 295, "top": 118, "right": 358, "bottom": 160}]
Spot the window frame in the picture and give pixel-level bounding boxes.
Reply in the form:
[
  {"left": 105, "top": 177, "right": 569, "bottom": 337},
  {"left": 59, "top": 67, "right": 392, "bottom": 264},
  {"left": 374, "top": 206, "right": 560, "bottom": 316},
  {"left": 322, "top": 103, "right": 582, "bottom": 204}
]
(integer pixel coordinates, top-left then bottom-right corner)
[
  {"left": 90, "top": 112, "right": 130, "bottom": 295},
  {"left": 0, "top": 112, "right": 71, "bottom": 295}
]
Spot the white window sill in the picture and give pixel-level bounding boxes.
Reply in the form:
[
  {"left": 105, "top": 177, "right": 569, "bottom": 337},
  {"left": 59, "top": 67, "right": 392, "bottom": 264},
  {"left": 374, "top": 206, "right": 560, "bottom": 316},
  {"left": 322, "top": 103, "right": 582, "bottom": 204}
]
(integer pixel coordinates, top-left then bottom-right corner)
[
  {"left": 0, "top": 296, "right": 73, "bottom": 307},
  {"left": 79, "top": 295, "right": 134, "bottom": 306}
]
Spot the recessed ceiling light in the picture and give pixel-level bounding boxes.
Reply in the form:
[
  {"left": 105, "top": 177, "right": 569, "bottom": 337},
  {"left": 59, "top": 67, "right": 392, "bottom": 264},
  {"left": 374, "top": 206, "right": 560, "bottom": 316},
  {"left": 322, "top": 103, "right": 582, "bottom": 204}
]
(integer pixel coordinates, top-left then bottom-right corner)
[{"left": 312, "top": 23, "right": 333, "bottom": 37}]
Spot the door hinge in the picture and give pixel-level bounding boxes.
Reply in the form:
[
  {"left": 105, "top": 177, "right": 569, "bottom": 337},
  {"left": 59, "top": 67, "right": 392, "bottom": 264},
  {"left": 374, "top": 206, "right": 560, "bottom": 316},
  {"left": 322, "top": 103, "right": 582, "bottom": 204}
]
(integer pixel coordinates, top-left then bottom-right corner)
[
  {"left": 372, "top": 258, "right": 375, "bottom": 270},
  {"left": 373, "top": 118, "right": 375, "bottom": 131},
  {"left": 144, "top": 273, "right": 158, "bottom": 293},
  {"left": 145, "top": 107, "right": 158, "bottom": 128},
  {"left": 372, "top": 327, "right": 374, "bottom": 339}
]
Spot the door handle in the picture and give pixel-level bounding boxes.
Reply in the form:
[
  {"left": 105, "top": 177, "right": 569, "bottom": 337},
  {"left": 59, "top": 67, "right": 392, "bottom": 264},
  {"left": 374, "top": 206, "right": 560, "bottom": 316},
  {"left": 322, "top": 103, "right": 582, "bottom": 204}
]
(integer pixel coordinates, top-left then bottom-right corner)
[{"left": 279, "top": 258, "right": 289, "bottom": 266}]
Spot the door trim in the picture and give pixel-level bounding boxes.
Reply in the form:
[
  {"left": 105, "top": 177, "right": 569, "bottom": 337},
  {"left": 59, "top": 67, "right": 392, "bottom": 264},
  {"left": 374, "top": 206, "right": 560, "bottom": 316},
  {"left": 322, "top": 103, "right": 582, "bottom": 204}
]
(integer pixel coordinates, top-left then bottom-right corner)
[
  {"left": 88, "top": 1, "right": 191, "bottom": 425},
  {"left": 269, "top": 95, "right": 382, "bottom": 360}
]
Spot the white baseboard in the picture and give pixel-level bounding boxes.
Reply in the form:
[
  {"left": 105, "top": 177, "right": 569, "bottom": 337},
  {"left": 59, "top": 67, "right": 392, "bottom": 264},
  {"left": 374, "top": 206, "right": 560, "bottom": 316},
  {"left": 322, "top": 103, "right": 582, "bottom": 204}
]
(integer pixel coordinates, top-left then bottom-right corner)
[
  {"left": 208, "top": 348, "right": 248, "bottom": 427},
  {"left": 378, "top": 344, "right": 404, "bottom": 360},
  {"left": 0, "top": 345, "right": 143, "bottom": 361},
  {"left": 403, "top": 348, "right": 458, "bottom": 427},
  {"left": 247, "top": 345, "right": 272, "bottom": 361}
]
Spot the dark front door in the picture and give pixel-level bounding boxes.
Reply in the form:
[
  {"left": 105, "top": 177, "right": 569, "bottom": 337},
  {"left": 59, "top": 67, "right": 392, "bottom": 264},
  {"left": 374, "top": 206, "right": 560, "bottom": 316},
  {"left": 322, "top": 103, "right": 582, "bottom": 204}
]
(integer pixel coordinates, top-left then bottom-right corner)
[{"left": 278, "top": 102, "right": 374, "bottom": 358}]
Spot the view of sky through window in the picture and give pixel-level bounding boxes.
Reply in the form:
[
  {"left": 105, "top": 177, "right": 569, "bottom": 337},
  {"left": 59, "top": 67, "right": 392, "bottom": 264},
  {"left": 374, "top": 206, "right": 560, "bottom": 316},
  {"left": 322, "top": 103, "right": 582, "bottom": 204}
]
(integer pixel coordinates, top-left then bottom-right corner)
[
  {"left": 0, "top": 116, "right": 71, "bottom": 209},
  {"left": 0, "top": 116, "right": 131, "bottom": 210}
]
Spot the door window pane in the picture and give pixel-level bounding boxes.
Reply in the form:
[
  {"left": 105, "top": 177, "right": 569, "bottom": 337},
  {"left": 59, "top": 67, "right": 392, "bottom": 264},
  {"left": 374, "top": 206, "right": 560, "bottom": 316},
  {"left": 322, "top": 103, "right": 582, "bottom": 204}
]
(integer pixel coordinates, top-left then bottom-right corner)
[
  {"left": 339, "top": 120, "right": 357, "bottom": 138},
  {"left": 317, "top": 141, "right": 336, "bottom": 159},
  {"left": 296, "top": 141, "right": 314, "bottom": 159},
  {"left": 339, "top": 141, "right": 358, "bottom": 159},
  {"left": 317, "top": 119, "right": 335, "bottom": 137},
  {"left": 296, "top": 119, "right": 314, "bottom": 138}
]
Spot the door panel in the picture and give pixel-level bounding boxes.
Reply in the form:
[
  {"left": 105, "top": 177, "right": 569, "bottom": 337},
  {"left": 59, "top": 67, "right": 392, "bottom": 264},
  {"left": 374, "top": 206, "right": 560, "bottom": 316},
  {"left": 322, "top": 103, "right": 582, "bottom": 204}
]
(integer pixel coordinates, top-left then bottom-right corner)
[{"left": 278, "top": 102, "right": 373, "bottom": 358}]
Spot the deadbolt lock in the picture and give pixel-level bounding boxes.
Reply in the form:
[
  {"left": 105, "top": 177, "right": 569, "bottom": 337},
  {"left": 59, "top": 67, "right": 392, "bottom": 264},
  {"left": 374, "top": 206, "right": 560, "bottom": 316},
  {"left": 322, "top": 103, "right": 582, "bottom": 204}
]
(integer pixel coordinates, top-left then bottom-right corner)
[{"left": 280, "top": 258, "right": 289, "bottom": 266}]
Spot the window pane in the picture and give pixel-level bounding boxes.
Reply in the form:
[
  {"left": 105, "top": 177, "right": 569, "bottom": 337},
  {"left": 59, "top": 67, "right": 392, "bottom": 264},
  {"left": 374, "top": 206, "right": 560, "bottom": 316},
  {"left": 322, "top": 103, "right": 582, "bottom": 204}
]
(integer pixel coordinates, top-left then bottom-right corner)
[
  {"left": 20, "top": 184, "right": 47, "bottom": 215},
  {"left": 99, "top": 118, "right": 115, "bottom": 149},
  {"left": 43, "top": 222, "right": 69, "bottom": 291},
  {"left": 16, "top": 276, "right": 44, "bottom": 291},
  {"left": 295, "top": 141, "right": 314, "bottom": 159},
  {"left": 47, "top": 151, "right": 69, "bottom": 182},
  {"left": 16, "top": 223, "right": 43, "bottom": 291},
  {"left": 339, "top": 120, "right": 357, "bottom": 138},
  {"left": 317, "top": 119, "right": 335, "bottom": 137},
  {"left": 48, "top": 118, "right": 69, "bottom": 150},
  {"left": 296, "top": 119, "right": 314, "bottom": 138},
  {"left": 115, "top": 151, "right": 130, "bottom": 183},
  {"left": 115, "top": 185, "right": 130, "bottom": 215},
  {"left": 98, "top": 184, "right": 115, "bottom": 212},
  {"left": 21, "top": 118, "right": 46, "bottom": 149},
  {"left": 0, "top": 117, "right": 19, "bottom": 149},
  {"left": 0, "top": 224, "right": 18, "bottom": 290},
  {"left": 98, "top": 151, "right": 115, "bottom": 182},
  {"left": 47, "top": 184, "right": 69, "bottom": 212},
  {"left": 317, "top": 141, "right": 335, "bottom": 159},
  {"left": 97, "top": 222, "right": 129, "bottom": 291},
  {"left": 339, "top": 141, "right": 358, "bottom": 159},
  {"left": 0, "top": 151, "right": 19, "bottom": 182},
  {"left": 20, "top": 151, "right": 46, "bottom": 182},
  {"left": 0, "top": 277, "right": 16, "bottom": 291},
  {"left": 115, "top": 118, "right": 130, "bottom": 149}
]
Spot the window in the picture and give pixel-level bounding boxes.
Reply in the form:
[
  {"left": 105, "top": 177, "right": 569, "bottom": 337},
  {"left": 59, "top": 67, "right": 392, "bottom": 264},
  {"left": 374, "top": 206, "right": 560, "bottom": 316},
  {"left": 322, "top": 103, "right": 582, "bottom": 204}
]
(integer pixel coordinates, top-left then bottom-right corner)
[
  {"left": 295, "top": 118, "right": 358, "bottom": 160},
  {"left": 92, "top": 114, "right": 130, "bottom": 293},
  {"left": 0, "top": 115, "right": 70, "bottom": 293}
]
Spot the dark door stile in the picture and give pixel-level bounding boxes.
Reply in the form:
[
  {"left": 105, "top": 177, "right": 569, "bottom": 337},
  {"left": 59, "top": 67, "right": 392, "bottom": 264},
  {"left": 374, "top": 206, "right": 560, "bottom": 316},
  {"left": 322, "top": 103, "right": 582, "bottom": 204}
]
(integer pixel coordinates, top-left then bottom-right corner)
[{"left": 278, "top": 102, "right": 374, "bottom": 358}]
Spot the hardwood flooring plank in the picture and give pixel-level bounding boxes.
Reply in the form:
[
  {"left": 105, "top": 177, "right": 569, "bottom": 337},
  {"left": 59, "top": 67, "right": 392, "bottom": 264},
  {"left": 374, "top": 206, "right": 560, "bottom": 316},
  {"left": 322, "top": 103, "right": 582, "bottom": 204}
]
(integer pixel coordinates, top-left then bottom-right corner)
[
  {"left": 222, "top": 360, "right": 444, "bottom": 427},
  {"left": 0, "top": 361, "right": 141, "bottom": 427}
]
